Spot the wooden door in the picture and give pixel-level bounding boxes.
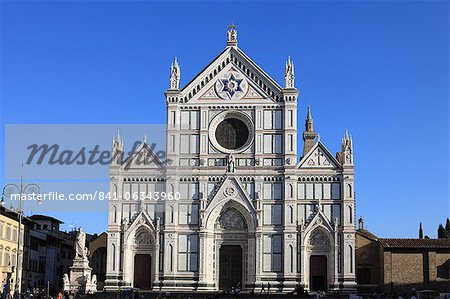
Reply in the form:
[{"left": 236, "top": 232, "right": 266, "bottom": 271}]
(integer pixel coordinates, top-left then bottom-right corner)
[
  {"left": 219, "top": 245, "right": 242, "bottom": 291},
  {"left": 310, "top": 255, "right": 327, "bottom": 291},
  {"left": 134, "top": 254, "right": 151, "bottom": 290}
]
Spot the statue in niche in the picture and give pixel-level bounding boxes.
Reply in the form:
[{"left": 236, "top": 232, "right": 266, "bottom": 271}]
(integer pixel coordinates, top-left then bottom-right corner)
[{"left": 227, "top": 153, "right": 235, "bottom": 173}]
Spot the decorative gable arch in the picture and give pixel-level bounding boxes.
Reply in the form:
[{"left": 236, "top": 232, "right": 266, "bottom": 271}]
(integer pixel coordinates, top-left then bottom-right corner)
[{"left": 203, "top": 177, "right": 257, "bottom": 231}]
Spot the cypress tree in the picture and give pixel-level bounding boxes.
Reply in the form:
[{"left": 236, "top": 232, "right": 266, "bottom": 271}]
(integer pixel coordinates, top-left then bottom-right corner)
[
  {"left": 445, "top": 218, "right": 450, "bottom": 236},
  {"left": 438, "top": 224, "right": 446, "bottom": 239},
  {"left": 419, "top": 223, "right": 423, "bottom": 239}
]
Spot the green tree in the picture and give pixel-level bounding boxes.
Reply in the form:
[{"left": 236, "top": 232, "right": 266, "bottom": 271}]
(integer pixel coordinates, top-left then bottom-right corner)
[
  {"left": 419, "top": 222, "right": 423, "bottom": 239},
  {"left": 445, "top": 218, "right": 450, "bottom": 235},
  {"left": 437, "top": 224, "right": 447, "bottom": 239}
]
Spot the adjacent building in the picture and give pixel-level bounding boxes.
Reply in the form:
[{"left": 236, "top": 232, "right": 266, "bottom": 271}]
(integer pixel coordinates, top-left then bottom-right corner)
[
  {"left": 355, "top": 218, "right": 450, "bottom": 294},
  {"left": 0, "top": 205, "right": 32, "bottom": 296},
  {"left": 105, "top": 26, "right": 357, "bottom": 293},
  {"left": 28, "top": 215, "right": 92, "bottom": 294},
  {"left": 89, "top": 232, "right": 107, "bottom": 290}
]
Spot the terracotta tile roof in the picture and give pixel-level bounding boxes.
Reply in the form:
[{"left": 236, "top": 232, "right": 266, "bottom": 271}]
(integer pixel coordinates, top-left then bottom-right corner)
[
  {"left": 357, "top": 229, "right": 379, "bottom": 241},
  {"left": 379, "top": 238, "right": 450, "bottom": 249}
]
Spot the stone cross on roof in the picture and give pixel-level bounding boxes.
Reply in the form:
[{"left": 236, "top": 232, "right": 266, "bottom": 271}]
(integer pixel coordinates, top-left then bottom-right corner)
[{"left": 227, "top": 23, "right": 238, "bottom": 47}]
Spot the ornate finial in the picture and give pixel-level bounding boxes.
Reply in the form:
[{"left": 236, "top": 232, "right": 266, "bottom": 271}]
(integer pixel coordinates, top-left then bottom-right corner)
[
  {"left": 227, "top": 23, "right": 238, "bottom": 47},
  {"left": 284, "top": 56, "right": 295, "bottom": 88},
  {"left": 113, "top": 130, "right": 123, "bottom": 152},
  {"left": 169, "top": 57, "right": 180, "bottom": 90},
  {"left": 305, "top": 106, "right": 314, "bottom": 132},
  {"left": 143, "top": 133, "right": 147, "bottom": 144},
  {"left": 341, "top": 129, "right": 353, "bottom": 165}
]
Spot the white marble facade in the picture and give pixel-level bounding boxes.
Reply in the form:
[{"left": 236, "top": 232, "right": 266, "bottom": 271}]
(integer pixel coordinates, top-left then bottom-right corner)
[{"left": 105, "top": 26, "right": 357, "bottom": 293}]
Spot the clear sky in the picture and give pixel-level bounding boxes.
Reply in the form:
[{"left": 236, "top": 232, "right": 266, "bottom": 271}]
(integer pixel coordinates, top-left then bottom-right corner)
[{"left": 1, "top": 1, "right": 449, "bottom": 237}]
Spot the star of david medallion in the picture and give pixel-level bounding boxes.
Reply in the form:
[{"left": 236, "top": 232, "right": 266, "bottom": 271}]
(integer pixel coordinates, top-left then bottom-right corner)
[{"left": 215, "top": 72, "right": 248, "bottom": 100}]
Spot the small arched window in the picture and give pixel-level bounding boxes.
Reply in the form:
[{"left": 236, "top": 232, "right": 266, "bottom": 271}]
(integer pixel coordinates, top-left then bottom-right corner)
[
  {"left": 111, "top": 244, "right": 116, "bottom": 271},
  {"left": 288, "top": 206, "right": 294, "bottom": 224},
  {"left": 289, "top": 245, "right": 294, "bottom": 273},
  {"left": 348, "top": 205, "right": 353, "bottom": 224},
  {"left": 349, "top": 245, "right": 353, "bottom": 273},
  {"left": 288, "top": 184, "right": 294, "bottom": 198},
  {"left": 169, "top": 244, "right": 174, "bottom": 272},
  {"left": 347, "top": 184, "right": 352, "bottom": 198}
]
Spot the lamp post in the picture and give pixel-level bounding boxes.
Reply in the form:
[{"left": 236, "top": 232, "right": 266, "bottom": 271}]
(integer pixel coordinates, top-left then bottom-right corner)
[{"left": 2, "top": 164, "right": 40, "bottom": 299}]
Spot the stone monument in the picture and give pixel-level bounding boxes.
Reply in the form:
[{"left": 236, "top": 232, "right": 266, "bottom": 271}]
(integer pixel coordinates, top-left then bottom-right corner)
[{"left": 63, "top": 228, "right": 97, "bottom": 294}]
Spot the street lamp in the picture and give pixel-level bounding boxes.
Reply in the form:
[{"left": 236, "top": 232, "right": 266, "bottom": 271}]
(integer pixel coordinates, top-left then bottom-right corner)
[{"left": 2, "top": 165, "right": 40, "bottom": 299}]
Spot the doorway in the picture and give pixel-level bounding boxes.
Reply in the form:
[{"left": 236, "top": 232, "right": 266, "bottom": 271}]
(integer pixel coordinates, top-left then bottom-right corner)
[
  {"left": 310, "top": 255, "right": 327, "bottom": 291},
  {"left": 219, "top": 245, "right": 242, "bottom": 291},
  {"left": 134, "top": 254, "right": 152, "bottom": 290}
]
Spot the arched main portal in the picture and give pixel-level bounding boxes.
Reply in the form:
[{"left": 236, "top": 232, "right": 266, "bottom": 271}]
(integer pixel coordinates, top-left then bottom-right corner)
[
  {"left": 215, "top": 207, "right": 247, "bottom": 291},
  {"left": 203, "top": 197, "right": 256, "bottom": 292}
]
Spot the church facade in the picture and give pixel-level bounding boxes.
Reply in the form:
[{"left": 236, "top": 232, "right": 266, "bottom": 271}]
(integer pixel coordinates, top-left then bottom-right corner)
[{"left": 105, "top": 26, "right": 357, "bottom": 293}]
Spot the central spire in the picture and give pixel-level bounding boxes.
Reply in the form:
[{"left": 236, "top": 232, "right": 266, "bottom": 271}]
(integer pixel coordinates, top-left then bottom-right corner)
[
  {"left": 227, "top": 23, "right": 238, "bottom": 47},
  {"left": 302, "top": 106, "right": 318, "bottom": 156}
]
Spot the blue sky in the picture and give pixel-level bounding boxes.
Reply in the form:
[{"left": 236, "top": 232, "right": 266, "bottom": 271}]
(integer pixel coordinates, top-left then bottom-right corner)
[{"left": 1, "top": 1, "right": 448, "bottom": 237}]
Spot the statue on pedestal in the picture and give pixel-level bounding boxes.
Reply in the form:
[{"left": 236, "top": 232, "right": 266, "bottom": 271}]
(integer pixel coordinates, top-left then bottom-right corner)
[
  {"left": 63, "top": 227, "right": 97, "bottom": 294},
  {"left": 75, "top": 227, "right": 88, "bottom": 259}
]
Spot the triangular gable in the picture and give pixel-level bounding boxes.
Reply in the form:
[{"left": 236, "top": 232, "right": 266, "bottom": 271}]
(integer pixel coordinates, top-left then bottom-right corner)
[
  {"left": 304, "top": 209, "right": 334, "bottom": 236},
  {"left": 121, "top": 142, "right": 165, "bottom": 170},
  {"left": 191, "top": 64, "right": 277, "bottom": 103},
  {"left": 297, "top": 142, "right": 341, "bottom": 169},
  {"left": 205, "top": 176, "right": 256, "bottom": 218},
  {"left": 180, "top": 47, "right": 283, "bottom": 103},
  {"left": 127, "top": 211, "right": 157, "bottom": 234}
]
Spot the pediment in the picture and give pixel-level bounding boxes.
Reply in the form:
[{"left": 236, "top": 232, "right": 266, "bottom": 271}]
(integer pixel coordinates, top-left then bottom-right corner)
[
  {"left": 204, "top": 176, "right": 256, "bottom": 226},
  {"left": 121, "top": 141, "right": 165, "bottom": 170},
  {"left": 297, "top": 142, "right": 341, "bottom": 169},
  {"left": 304, "top": 209, "right": 334, "bottom": 236},
  {"left": 127, "top": 211, "right": 157, "bottom": 234},
  {"left": 180, "top": 47, "right": 283, "bottom": 104}
]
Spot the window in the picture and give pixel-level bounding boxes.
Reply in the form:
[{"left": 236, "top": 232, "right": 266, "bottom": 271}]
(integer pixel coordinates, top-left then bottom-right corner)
[
  {"left": 263, "top": 182, "right": 282, "bottom": 200},
  {"left": 263, "top": 204, "right": 282, "bottom": 225},
  {"left": 159, "top": 234, "right": 164, "bottom": 271},
  {"left": 241, "top": 182, "right": 254, "bottom": 199},
  {"left": 5, "top": 253, "right": 10, "bottom": 266},
  {"left": 178, "top": 204, "right": 199, "bottom": 225},
  {"left": 349, "top": 245, "right": 353, "bottom": 273},
  {"left": 263, "top": 234, "right": 282, "bottom": 272},
  {"left": 297, "top": 183, "right": 305, "bottom": 200},
  {"left": 305, "top": 183, "right": 313, "bottom": 199},
  {"left": 331, "top": 183, "right": 340, "bottom": 199},
  {"left": 179, "top": 182, "right": 199, "bottom": 200},
  {"left": 263, "top": 110, "right": 282, "bottom": 130},
  {"left": 168, "top": 244, "right": 174, "bottom": 272},
  {"left": 263, "top": 134, "right": 282, "bottom": 154},
  {"left": 180, "top": 111, "right": 199, "bottom": 130},
  {"left": 6, "top": 226, "right": 11, "bottom": 240},
  {"left": 178, "top": 234, "right": 198, "bottom": 272},
  {"left": 180, "top": 135, "right": 199, "bottom": 154}
]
